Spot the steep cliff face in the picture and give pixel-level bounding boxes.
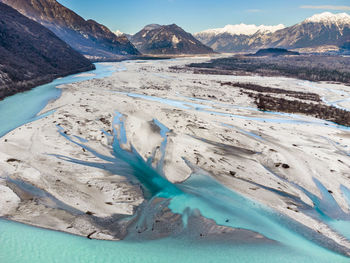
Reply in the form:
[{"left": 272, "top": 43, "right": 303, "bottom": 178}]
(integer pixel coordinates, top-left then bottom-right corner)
[
  {"left": 130, "top": 24, "right": 215, "bottom": 55},
  {"left": 0, "top": 2, "right": 94, "bottom": 100},
  {"left": 1, "top": 0, "right": 140, "bottom": 59}
]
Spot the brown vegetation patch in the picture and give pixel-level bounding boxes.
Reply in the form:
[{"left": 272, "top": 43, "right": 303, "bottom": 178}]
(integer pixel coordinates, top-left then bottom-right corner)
[
  {"left": 220, "top": 82, "right": 321, "bottom": 102},
  {"left": 252, "top": 93, "right": 350, "bottom": 126}
]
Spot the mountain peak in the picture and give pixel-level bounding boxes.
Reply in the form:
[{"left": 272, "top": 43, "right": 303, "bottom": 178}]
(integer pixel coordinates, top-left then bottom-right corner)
[
  {"left": 114, "top": 30, "right": 124, "bottom": 36},
  {"left": 167, "top": 23, "right": 180, "bottom": 28},
  {"left": 304, "top": 12, "right": 350, "bottom": 25},
  {"left": 196, "top": 23, "right": 285, "bottom": 37},
  {"left": 130, "top": 23, "right": 214, "bottom": 55},
  {"left": 143, "top": 24, "right": 162, "bottom": 31}
]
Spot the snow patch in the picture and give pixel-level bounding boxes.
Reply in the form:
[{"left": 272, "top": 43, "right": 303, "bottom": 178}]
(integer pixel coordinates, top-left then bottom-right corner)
[
  {"left": 304, "top": 12, "right": 350, "bottom": 25},
  {"left": 172, "top": 35, "right": 180, "bottom": 45},
  {"left": 114, "top": 30, "right": 124, "bottom": 37}
]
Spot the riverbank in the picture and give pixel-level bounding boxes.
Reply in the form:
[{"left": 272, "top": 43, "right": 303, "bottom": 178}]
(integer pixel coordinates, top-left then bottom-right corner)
[
  {"left": 1, "top": 58, "right": 350, "bottom": 256},
  {"left": 0, "top": 64, "right": 95, "bottom": 101}
]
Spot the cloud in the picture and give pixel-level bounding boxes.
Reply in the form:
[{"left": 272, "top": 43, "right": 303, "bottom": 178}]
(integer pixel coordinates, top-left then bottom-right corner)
[
  {"left": 246, "top": 9, "right": 262, "bottom": 13},
  {"left": 300, "top": 5, "right": 350, "bottom": 11}
]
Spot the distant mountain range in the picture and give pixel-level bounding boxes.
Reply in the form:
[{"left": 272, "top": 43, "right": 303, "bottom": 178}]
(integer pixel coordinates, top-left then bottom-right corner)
[
  {"left": 129, "top": 24, "right": 215, "bottom": 55},
  {"left": 195, "top": 24, "right": 285, "bottom": 53},
  {"left": 1, "top": 0, "right": 349, "bottom": 103},
  {"left": 1, "top": 0, "right": 140, "bottom": 60},
  {"left": 4, "top": 0, "right": 346, "bottom": 56},
  {"left": 0, "top": 2, "right": 94, "bottom": 100},
  {"left": 195, "top": 12, "right": 350, "bottom": 53}
]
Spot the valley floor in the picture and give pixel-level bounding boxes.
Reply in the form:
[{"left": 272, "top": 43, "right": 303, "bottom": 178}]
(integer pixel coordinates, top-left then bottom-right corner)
[{"left": 1, "top": 57, "right": 350, "bottom": 255}]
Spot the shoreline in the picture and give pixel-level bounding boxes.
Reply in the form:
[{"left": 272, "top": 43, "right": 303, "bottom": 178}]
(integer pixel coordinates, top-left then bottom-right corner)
[{"left": 0, "top": 64, "right": 96, "bottom": 102}]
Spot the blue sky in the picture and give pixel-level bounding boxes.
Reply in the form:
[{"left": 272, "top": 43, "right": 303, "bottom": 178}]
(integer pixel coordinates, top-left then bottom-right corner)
[{"left": 58, "top": 0, "right": 350, "bottom": 34}]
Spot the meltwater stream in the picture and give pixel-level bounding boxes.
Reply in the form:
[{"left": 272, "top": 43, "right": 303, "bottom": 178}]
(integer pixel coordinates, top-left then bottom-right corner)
[
  {"left": 0, "top": 63, "right": 350, "bottom": 263},
  {"left": 53, "top": 109, "right": 350, "bottom": 260}
]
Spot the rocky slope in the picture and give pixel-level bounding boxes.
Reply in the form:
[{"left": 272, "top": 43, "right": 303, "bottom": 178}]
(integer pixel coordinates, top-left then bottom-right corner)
[
  {"left": 1, "top": 0, "right": 140, "bottom": 59},
  {"left": 195, "top": 12, "right": 350, "bottom": 53},
  {"left": 129, "top": 24, "right": 214, "bottom": 55},
  {"left": 0, "top": 2, "right": 94, "bottom": 100},
  {"left": 266, "top": 12, "right": 350, "bottom": 51},
  {"left": 195, "top": 24, "right": 284, "bottom": 53}
]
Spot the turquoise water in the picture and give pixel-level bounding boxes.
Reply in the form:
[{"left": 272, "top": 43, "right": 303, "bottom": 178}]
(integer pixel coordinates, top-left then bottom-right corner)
[
  {"left": 121, "top": 91, "right": 350, "bottom": 132},
  {"left": 0, "top": 217, "right": 349, "bottom": 263},
  {"left": 300, "top": 81, "right": 350, "bottom": 112},
  {"left": 52, "top": 111, "right": 350, "bottom": 262},
  {"left": 0, "top": 64, "right": 115, "bottom": 137},
  {"left": 1, "top": 63, "right": 350, "bottom": 263}
]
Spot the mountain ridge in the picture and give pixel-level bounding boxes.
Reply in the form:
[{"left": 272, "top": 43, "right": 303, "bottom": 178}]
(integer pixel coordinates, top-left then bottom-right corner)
[
  {"left": 195, "top": 12, "right": 350, "bottom": 53},
  {"left": 303, "top": 12, "right": 350, "bottom": 25},
  {"left": 0, "top": 2, "right": 94, "bottom": 100},
  {"left": 1, "top": 0, "right": 140, "bottom": 59},
  {"left": 196, "top": 23, "right": 285, "bottom": 37}
]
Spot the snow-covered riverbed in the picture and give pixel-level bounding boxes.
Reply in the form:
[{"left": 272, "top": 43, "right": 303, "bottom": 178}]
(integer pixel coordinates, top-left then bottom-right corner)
[{"left": 1, "top": 58, "right": 350, "bottom": 262}]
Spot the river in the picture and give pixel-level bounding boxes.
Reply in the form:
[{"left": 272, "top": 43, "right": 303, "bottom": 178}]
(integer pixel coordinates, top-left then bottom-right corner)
[{"left": 0, "top": 62, "right": 349, "bottom": 263}]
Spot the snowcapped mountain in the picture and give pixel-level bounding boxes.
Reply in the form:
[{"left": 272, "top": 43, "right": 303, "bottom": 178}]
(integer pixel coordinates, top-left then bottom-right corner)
[
  {"left": 194, "top": 12, "right": 350, "bottom": 53},
  {"left": 196, "top": 23, "right": 285, "bottom": 37},
  {"left": 265, "top": 12, "right": 350, "bottom": 51},
  {"left": 303, "top": 12, "right": 350, "bottom": 25},
  {"left": 194, "top": 24, "right": 285, "bottom": 53}
]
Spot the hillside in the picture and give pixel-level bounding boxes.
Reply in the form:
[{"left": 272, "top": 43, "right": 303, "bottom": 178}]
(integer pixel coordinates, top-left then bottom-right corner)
[
  {"left": 194, "top": 24, "right": 284, "bottom": 53},
  {"left": 130, "top": 24, "right": 215, "bottom": 55},
  {"left": 252, "top": 48, "right": 300, "bottom": 57},
  {"left": 0, "top": 2, "right": 94, "bottom": 100},
  {"left": 1, "top": 0, "right": 140, "bottom": 59}
]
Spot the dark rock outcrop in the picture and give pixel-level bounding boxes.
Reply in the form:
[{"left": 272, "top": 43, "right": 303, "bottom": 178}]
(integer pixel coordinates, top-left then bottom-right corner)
[{"left": 0, "top": 2, "right": 94, "bottom": 100}]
